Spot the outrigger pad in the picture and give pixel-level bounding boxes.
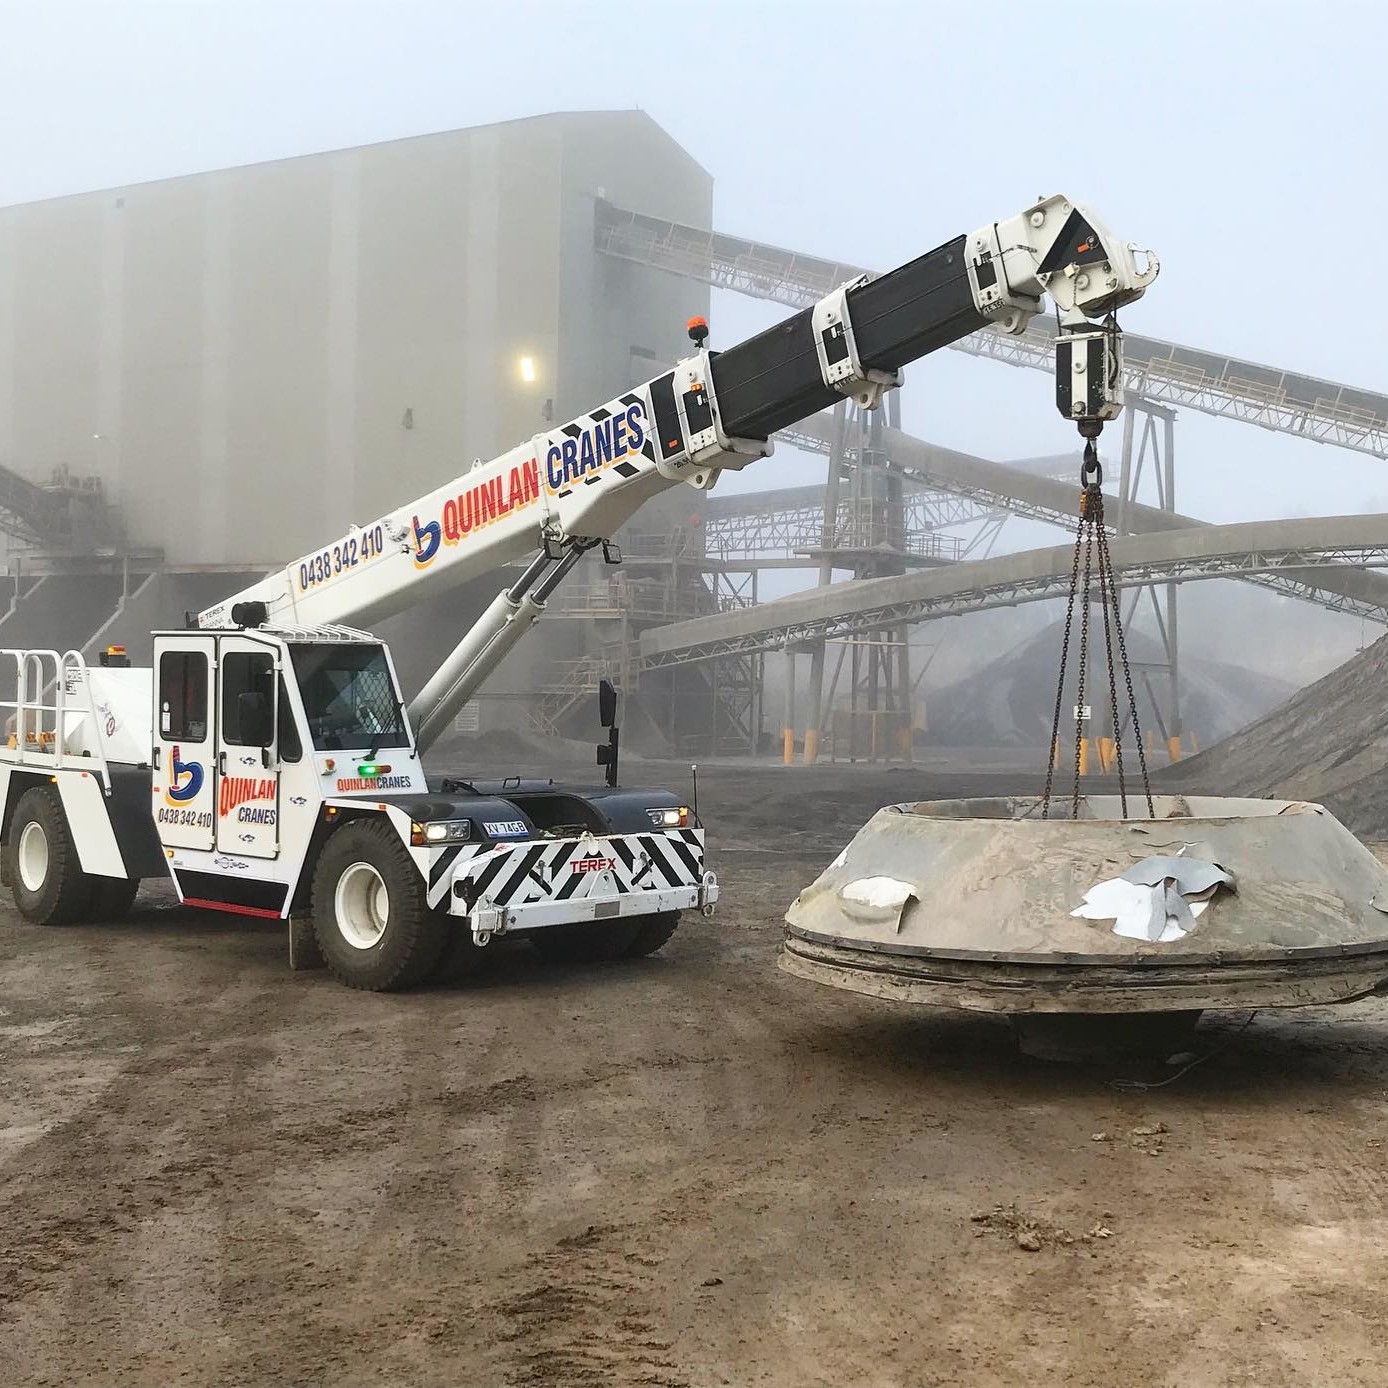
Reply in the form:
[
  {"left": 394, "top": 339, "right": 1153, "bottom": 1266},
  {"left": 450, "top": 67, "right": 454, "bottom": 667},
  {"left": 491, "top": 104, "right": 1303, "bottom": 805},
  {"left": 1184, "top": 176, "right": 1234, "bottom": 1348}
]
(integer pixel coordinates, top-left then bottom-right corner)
[{"left": 782, "top": 796, "right": 1388, "bottom": 1015}]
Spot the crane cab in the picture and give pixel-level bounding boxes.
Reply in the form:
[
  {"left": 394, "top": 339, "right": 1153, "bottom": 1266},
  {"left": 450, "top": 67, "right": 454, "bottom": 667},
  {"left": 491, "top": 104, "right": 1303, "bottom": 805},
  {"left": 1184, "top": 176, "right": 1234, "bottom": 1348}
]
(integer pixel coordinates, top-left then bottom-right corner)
[{"left": 151, "top": 625, "right": 425, "bottom": 915}]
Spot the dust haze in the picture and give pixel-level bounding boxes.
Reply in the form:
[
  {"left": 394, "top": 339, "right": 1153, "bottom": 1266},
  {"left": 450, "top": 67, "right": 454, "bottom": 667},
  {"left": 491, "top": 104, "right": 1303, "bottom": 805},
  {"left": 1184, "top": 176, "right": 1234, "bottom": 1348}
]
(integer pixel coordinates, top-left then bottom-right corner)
[{"left": 3, "top": 3, "right": 1388, "bottom": 1385}]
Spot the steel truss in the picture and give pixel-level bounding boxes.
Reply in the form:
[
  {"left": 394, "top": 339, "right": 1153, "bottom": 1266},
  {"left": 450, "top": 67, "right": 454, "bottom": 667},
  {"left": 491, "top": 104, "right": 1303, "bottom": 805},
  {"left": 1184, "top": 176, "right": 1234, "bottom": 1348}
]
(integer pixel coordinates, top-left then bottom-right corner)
[
  {"left": 596, "top": 203, "right": 1388, "bottom": 461},
  {"left": 700, "top": 494, "right": 969, "bottom": 567},
  {"left": 640, "top": 541, "right": 1388, "bottom": 671},
  {"left": 784, "top": 417, "right": 1388, "bottom": 625}
]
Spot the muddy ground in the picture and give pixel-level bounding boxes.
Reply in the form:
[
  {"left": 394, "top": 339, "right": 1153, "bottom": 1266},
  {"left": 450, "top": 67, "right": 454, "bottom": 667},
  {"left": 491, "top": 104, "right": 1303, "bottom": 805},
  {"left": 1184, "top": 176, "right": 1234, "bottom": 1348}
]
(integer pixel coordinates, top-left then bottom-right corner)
[{"left": 3, "top": 761, "right": 1388, "bottom": 1386}]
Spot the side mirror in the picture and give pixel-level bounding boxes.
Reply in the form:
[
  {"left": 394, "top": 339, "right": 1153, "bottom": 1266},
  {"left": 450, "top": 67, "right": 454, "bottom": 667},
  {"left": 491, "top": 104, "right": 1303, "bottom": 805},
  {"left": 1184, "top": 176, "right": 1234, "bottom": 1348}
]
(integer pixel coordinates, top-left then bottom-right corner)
[
  {"left": 598, "top": 678, "right": 617, "bottom": 730},
  {"left": 238, "top": 690, "right": 273, "bottom": 747}
]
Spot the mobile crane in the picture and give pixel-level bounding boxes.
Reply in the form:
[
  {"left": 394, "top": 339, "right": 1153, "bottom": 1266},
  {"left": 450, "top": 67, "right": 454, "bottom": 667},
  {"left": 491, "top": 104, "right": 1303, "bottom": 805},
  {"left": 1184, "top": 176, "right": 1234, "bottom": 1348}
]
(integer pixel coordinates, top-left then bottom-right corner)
[{"left": 0, "top": 195, "right": 1156, "bottom": 990}]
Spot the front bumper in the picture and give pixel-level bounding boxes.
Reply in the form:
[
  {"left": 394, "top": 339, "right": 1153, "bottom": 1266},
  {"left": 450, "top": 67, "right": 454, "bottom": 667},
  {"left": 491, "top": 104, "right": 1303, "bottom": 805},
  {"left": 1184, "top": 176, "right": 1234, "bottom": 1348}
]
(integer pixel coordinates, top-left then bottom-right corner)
[{"left": 430, "top": 827, "right": 718, "bottom": 941}]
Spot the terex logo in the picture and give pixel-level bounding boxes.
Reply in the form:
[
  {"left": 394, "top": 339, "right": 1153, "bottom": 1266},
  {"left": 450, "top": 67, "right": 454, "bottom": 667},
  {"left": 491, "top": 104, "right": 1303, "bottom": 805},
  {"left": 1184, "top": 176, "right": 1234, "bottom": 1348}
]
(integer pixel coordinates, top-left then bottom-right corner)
[
  {"left": 570, "top": 854, "right": 616, "bottom": 876},
  {"left": 545, "top": 402, "right": 646, "bottom": 492}
]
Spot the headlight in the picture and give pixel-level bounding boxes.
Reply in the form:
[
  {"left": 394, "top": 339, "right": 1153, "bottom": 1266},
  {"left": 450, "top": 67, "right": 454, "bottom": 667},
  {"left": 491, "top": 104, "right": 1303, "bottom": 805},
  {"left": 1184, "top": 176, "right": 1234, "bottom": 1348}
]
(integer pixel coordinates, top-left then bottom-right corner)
[
  {"left": 410, "top": 819, "right": 472, "bottom": 846},
  {"left": 646, "top": 806, "right": 691, "bottom": 829}
]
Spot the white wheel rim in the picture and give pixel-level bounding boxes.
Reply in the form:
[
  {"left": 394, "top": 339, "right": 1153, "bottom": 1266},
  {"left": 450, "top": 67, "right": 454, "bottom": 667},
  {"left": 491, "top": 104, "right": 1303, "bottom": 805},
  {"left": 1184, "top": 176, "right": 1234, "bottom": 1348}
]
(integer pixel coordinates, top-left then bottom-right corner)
[
  {"left": 334, "top": 861, "right": 390, "bottom": 950},
  {"left": 17, "top": 820, "right": 48, "bottom": 894}
]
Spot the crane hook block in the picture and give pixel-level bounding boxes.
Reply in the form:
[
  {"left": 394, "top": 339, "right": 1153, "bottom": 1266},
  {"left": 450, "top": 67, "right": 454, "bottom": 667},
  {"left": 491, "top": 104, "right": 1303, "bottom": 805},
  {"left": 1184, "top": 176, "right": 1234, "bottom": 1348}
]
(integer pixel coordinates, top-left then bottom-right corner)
[
  {"left": 1056, "top": 324, "right": 1124, "bottom": 428},
  {"left": 811, "top": 275, "right": 903, "bottom": 411}
]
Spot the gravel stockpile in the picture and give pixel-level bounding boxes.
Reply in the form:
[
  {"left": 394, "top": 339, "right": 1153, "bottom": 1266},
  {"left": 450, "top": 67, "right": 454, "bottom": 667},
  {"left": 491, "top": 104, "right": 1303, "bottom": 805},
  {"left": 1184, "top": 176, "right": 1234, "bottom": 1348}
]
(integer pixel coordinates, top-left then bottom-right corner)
[
  {"left": 1168, "top": 629, "right": 1388, "bottom": 837},
  {"left": 927, "top": 621, "right": 1294, "bottom": 752}
]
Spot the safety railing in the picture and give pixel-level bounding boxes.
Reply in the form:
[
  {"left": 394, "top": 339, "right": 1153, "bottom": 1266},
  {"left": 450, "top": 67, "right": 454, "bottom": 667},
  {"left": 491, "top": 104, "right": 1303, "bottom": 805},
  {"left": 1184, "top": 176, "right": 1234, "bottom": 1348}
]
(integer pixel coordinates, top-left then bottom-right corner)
[{"left": 0, "top": 649, "right": 111, "bottom": 789}]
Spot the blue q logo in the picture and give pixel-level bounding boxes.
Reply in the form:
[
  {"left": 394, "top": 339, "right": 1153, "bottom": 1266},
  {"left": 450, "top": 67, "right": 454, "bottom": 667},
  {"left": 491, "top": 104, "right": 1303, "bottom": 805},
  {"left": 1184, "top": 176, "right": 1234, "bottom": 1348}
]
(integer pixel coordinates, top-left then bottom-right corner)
[{"left": 165, "top": 746, "right": 204, "bottom": 807}]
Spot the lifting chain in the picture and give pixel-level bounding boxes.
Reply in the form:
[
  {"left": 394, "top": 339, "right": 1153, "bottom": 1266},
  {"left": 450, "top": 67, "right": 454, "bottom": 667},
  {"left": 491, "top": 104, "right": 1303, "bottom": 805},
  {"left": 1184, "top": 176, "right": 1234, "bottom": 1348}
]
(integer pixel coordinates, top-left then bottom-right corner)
[{"left": 1041, "top": 439, "right": 1154, "bottom": 820}]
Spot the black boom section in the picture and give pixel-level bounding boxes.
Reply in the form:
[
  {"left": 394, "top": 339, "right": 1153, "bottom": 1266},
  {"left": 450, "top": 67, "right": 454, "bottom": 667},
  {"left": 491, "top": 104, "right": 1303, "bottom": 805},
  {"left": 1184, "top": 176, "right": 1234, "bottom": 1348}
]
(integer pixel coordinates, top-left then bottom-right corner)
[{"left": 710, "top": 234, "right": 986, "bottom": 440}]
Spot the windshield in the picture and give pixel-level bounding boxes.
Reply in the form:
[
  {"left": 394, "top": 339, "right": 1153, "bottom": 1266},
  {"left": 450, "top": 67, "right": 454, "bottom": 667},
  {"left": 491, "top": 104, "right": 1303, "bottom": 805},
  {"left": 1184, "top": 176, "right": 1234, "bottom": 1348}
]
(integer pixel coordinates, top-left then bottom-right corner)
[{"left": 289, "top": 643, "right": 407, "bottom": 752}]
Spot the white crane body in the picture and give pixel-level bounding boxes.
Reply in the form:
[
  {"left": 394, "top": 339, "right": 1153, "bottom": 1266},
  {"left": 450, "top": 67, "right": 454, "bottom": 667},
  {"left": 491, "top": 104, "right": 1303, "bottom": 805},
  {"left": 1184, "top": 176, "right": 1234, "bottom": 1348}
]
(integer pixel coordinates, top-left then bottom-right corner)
[{"left": 0, "top": 196, "right": 1156, "bottom": 990}]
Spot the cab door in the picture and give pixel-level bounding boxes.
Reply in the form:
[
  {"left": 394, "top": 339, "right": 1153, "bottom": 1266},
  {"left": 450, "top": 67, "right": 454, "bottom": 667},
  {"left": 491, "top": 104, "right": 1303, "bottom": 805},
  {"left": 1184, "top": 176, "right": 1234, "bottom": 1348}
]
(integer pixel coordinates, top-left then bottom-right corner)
[
  {"left": 214, "top": 635, "right": 281, "bottom": 860},
  {"left": 153, "top": 634, "right": 217, "bottom": 852}
]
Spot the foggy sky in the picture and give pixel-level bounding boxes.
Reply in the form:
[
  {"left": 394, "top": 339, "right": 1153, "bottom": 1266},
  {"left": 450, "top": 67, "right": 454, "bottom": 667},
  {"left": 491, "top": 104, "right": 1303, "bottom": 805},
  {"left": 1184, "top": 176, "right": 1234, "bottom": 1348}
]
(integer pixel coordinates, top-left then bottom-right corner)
[{"left": 2, "top": 0, "right": 1384, "bottom": 530}]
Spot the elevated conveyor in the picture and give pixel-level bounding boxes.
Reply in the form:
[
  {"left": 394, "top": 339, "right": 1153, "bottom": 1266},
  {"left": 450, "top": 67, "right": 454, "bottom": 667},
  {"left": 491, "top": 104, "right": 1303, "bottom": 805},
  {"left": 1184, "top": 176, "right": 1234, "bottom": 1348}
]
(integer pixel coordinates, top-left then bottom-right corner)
[
  {"left": 639, "top": 514, "right": 1388, "bottom": 668},
  {"left": 785, "top": 417, "right": 1388, "bottom": 621},
  {"left": 596, "top": 202, "right": 1388, "bottom": 459}
]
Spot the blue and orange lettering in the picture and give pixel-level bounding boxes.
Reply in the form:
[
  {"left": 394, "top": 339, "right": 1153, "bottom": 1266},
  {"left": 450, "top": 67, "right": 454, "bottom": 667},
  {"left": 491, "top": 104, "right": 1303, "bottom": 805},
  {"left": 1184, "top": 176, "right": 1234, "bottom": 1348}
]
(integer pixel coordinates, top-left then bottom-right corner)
[
  {"left": 579, "top": 430, "right": 596, "bottom": 476},
  {"left": 545, "top": 444, "right": 564, "bottom": 491},
  {"left": 560, "top": 437, "right": 579, "bottom": 484},
  {"left": 625, "top": 402, "right": 646, "bottom": 451},
  {"left": 612, "top": 415, "right": 627, "bottom": 455}
]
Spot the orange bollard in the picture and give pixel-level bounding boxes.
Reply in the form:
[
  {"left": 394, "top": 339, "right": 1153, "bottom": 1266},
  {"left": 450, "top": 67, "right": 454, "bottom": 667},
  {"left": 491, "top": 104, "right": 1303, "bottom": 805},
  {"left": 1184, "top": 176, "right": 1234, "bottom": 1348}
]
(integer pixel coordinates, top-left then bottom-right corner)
[
  {"left": 1187, "top": 731, "right": 1200, "bottom": 755},
  {"left": 803, "top": 728, "right": 820, "bottom": 764},
  {"left": 1097, "top": 736, "right": 1115, "bottom": 773},
  {"left": 1167, "top": 734, "right": 1183, "bottom": 763},
  {"left": 1078, "top": 738, "right": 1090, "bottom": 776},
  {"left": 782, "top": 727, "right": 795, "bottom": 765}
]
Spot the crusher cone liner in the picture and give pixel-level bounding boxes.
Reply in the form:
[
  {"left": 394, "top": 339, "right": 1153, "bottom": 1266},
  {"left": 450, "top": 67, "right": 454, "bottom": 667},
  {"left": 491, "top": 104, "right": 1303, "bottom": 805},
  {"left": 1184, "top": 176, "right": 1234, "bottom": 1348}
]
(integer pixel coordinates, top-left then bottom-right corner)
[{"left": 781, "top": 796, "right": 1388, "bottom": 1014}]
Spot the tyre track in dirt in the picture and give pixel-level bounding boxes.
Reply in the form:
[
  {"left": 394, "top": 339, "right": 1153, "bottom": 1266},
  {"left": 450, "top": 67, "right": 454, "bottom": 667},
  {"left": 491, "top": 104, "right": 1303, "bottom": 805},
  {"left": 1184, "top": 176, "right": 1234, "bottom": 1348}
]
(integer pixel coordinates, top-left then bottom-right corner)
[{"left": 6, "top": 766, "right": 1388, "bottom": 1385}]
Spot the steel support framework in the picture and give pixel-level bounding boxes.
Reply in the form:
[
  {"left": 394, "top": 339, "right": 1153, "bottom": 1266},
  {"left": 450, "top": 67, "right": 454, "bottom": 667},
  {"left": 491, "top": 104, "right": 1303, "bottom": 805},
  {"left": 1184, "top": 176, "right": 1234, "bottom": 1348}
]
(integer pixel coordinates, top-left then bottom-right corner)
[
  {"left": 787, "top": 417, "right": 1388, "bottom": 624},
  {"left": 699, "top": 497, "right": 972, "bottom": 567},
  {"left": 640, "top": 536, "right": 1388, "bottom": 671},
  {"left": 595, "top": 202, "right": 1388, "bottom": 460},
  {"left": 1115, "top": 398, "right": 1182, "bottom": 749}
]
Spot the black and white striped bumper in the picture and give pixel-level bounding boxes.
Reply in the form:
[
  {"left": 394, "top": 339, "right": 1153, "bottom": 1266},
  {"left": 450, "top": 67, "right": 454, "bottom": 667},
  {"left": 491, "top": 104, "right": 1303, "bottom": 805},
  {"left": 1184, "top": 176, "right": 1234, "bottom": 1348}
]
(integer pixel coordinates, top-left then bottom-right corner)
[{"left": 421, "top": 828, "right": 717, "bottom": 933}]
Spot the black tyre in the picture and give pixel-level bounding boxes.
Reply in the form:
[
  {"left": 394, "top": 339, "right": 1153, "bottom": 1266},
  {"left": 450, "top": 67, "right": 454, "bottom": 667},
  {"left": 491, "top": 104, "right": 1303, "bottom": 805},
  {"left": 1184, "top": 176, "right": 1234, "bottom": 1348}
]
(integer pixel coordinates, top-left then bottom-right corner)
[
  {"left": 429, "top": 919, "right": 485, "bottom": 984},
  {"left": 626, "top": 911, "right": 681, "bottom": 958},
  {"left": 530, "top": 919, "right": 639, "bottom": 964},
  {"left": 91, "top": 875, "right": 139, "bottom": 920},
  {"left": 310, "top": 818, "right": 446, "bottom": 992},
  {"left": 4, "top": 785, "right": 94, "bottom": 926}
]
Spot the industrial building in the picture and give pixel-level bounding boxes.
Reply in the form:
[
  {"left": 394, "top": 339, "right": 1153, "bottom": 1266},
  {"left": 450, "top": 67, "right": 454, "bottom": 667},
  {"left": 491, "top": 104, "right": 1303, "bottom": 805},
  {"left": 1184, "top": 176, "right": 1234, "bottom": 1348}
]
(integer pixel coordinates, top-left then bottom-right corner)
[
  {"left": 0, "top": 110, "right": 727, "bottom": 740},
  {"left": 4, "top": 111, "right": 1387, "bottom": 760}
]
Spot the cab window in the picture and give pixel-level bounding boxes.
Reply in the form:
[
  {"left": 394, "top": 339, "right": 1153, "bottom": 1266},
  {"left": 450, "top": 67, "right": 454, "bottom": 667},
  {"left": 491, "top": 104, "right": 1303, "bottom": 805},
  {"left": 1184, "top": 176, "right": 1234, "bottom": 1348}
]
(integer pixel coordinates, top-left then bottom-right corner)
[
  {"left": 289, "top": 643, "right": 405, "bottom": 751},
  {"left": 278, "top": 677, "right": 302, "bottom": 763},
  {"left": 221, "top": 651, "right": 275, "bottom": 747},
  {"left": 159, "top": 651, "right": 209, "bottom": 742}
]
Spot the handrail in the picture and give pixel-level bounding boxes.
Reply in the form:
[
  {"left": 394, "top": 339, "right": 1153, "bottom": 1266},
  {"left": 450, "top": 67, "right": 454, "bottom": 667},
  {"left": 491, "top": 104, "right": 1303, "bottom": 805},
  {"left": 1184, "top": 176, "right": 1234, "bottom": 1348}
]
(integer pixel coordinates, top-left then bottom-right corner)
[{"left": 0, "top": 647, "right": 111, "bottom": 790}]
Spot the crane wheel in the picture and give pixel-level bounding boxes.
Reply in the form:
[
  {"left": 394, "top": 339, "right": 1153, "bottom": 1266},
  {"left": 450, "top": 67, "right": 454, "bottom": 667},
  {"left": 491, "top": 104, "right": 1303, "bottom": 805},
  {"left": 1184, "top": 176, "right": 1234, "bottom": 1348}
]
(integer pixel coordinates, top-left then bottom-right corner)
[
  {"left": 311, "top": 818, "right": 446, "bottom": 991},
  {"left": 91, "top": 875, "right": 140, "bottom": 920},
  {"left": 625, "top": 911, "right": 681, "bottom": 958},
  {"left": 530, "top": 919, "right": 639, "bottom": 964},
  {"left": 5, "top": 785, "right": 95, "bottom": 926},
  {"left": 429, "top": 921, "right": 484, "bottom": 984}
]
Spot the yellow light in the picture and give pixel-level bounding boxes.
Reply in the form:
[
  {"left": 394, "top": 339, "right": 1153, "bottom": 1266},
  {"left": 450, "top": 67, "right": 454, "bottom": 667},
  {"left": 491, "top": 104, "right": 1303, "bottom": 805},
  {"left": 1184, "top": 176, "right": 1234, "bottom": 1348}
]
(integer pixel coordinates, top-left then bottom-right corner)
[{"left": 518, "top": 356, "right": 537, "bottom": 384}]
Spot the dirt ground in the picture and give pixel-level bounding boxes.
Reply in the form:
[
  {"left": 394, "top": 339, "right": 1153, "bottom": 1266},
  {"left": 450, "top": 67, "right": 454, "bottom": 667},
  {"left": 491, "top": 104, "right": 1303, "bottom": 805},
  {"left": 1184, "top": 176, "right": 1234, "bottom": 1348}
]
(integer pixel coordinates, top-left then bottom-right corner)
[{"left": 3, "top": 761, "right": 1388, "bottom": 1386}]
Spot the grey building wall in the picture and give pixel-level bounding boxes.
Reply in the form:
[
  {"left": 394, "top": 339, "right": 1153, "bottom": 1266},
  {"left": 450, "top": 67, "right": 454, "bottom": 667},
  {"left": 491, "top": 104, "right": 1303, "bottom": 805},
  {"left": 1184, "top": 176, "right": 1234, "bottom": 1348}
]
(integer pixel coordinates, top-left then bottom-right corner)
[{"left": 0, "top": 111, "right": 712, "bottom": 567}]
